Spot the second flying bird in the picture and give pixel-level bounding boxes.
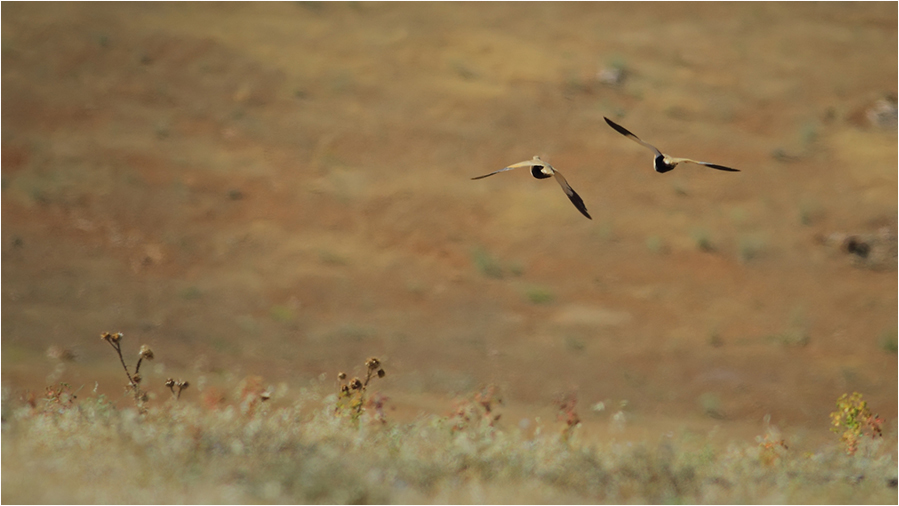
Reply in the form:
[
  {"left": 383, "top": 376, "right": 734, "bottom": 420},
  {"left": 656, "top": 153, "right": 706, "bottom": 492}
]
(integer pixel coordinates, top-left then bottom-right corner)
[
  {"left": 471, "top": 156, "right": 592, "bottom": 220},
  {"left": 603, "top": 117, "right": 739, "bottom": 174}
]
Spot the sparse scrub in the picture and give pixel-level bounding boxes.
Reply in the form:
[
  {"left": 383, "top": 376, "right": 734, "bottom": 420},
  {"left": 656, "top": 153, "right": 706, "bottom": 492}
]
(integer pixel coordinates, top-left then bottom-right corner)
[
  {"left": 469, "top": 246, "right": 525, "bottom": 279},
  {"left": 565, "top": 335, "right": 586, "bottom": 353},
  {"left": 756, "top": 432, "right": 789, "bottom": 467},
  {"left": 524, "top": 285, "right": 554, "bottom": 304},
  {"left": 449, "top": 384, "right": 502, "bottom": 433},
  {"left": 335, "top": 357, "right": 387, "bottom": 423},
  {"left": 800, "top": 121, "right": 819, "bottom": 149},
  {"left": 737, "top": 234, "right": 766, "bottom": 263},
  {"left": 768, "top": 329, "right": 810, "bottom": 347},
  {"left": 269, "top": 304, "right": 296, "bottom": 323},
  {"left": 769, "top": 307, "right": 810, "bottom": 347},
  {"left": 878, "top": 328, "right": 898, "bottom": 353},
  {"left": 38, "top": 382, "right": 80, "bottom": 412},
  {"left": 555, "top": 391, "right": 581, "bottom": 442},
  {"left": 507, "top": 261, "right": 525, "bottom": 277},
  {"left": 691, "top": 228, "right": 715, "bottom": 252},
  {"left": 698, "top": 392, "right": 725, "bottom": 419},
  {"left": 830, "top": 392, "right": 884, "bottom": 456},
  {"left": 598, "top": 54, "right": 628, "bottom": 88},
  {"left": 451, "top": 60, "right": 478, "bottom": 80},
  {"left": 471, "top": 246, "right": 505, "bottom": 279},
  {"left": 2, "top": 379, "right": 897, "bottom": 503}
]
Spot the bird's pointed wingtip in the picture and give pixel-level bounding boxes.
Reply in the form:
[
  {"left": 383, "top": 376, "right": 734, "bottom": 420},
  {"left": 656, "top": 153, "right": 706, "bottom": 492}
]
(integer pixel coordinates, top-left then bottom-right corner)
[{"left": 706, "top": 163, "right": 740, "bottom": 172}]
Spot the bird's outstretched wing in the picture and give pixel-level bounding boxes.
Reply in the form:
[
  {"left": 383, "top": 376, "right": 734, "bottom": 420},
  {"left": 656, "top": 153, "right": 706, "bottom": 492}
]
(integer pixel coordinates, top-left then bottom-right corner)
[
  {"left": 668, "top": 158, "right": 740, "bottom": 172},
  {"left": 552, "top": 170, "right": 592, "bottom": 220},
  {"left": 470, "top": 159, "right": 537, "bottom": 180},
  {"left": 604, "top": 117, "right": 662, "bottom": 157}
]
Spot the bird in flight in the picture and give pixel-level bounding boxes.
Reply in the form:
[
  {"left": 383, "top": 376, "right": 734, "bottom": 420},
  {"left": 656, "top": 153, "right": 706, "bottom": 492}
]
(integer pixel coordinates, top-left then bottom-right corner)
[
  {"left": 471, "top": 156, "right": 592, "bottom": 219},
  {"left": 603, "top": 117, "right": 739, "bottom": 173}
]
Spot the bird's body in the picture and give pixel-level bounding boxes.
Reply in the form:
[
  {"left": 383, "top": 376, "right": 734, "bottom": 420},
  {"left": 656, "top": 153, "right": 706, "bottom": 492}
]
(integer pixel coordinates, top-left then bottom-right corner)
[
  {"left": 471, "top": 156, "right": 592, "bottom": 219},
  {"left": 604, "top": 117, "right": 739, "bottom": 173}
]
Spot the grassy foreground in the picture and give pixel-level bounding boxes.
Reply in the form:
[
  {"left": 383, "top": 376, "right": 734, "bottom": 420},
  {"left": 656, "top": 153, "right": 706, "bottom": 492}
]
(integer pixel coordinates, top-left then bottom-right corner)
[{"left": 2, "top": 383, "right": 896, "bottom": 504}]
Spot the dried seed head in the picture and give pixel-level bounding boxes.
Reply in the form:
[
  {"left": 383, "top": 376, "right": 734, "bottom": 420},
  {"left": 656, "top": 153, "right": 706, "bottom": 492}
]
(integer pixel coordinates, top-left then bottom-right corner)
[
  {"left": 350, "top": 378, "right": 362, "bottom": 390},
  {"left": 139, "top": 345, "right": 154, "bottom": 360},
  {"left": 341, "top": 384, "right": 350, "bottom": 394},
  {"left": 165, "top": 378, "right": 175, "bottom": 388},
  {"left": 132, "top": 374, "right": 142, "bottom": 384},
  {"left": 177, "top": 381, "right": 190, "bottom": 390},
  {"left": 100, "top": 332, "right": 122, "bottom": 343},
  {"left": 377, "top": 369, "right": 386, "bottom": 378},
  {"left": 338, "top": 372, "right": 347, "bottom": 380},
  {"left": 365, "top": 357, "right": 380, "bottom": 370}
]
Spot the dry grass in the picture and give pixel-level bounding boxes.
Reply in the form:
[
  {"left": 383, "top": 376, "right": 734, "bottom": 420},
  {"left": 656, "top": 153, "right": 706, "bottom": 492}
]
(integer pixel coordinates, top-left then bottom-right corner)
[
  {"left": 2, "top": 380, "right": 896, "bottom": 504},
  {"left": 2, "top": 335, "right": 895, "bottom": 503}
]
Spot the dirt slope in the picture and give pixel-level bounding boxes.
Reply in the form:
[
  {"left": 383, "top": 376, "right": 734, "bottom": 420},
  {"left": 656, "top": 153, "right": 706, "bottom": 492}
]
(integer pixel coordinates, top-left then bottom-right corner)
[{"left": 2, "top": 2, "right": 896, "bottom": 443}]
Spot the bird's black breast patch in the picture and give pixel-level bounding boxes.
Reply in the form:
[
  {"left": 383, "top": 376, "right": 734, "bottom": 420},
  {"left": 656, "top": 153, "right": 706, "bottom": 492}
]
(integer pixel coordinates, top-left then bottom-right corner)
[
  {"left": 530, "top": 165, "right": 552, "bottom": 179},
  {"left": 654, "top": 155, "right": 675, "bottom": 173}
]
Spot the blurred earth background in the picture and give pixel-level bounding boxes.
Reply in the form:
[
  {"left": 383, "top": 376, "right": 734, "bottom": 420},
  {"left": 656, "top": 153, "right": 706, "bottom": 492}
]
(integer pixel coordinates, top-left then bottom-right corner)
[{"left": 2, "top": 2, "right": 897, "bottom": 447}]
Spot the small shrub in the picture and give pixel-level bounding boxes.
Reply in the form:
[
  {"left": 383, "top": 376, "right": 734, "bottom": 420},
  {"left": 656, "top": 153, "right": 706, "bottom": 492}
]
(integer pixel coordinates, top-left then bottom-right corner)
[
  {"left": 800, "top": 122, "right": 819, "bottom": 147},
  {"left": 42, "top": 382, "right": 79, "bottom": 412},
  {"left": 335, "top": 357, "right": 387, "bottom": 423},
  {"left": 524, "top": 286, "right": 554, "bottom": 304},
  {"left": 737, "top": 234, "right": 766, "bottom": 263},
  {"left": 830, "top": 392, "right": 884, "bottom": 455},
  {"left": 768, "top": 329, "right": 810, "bottom": 347},
  {"left": 555, "top": 391, "right": 581, "bottom": 442},
  {"left": 878, "top": 329, "right": 897, "bottom": 353},
  {"left": 450, "top": 384, "right": 502, "bottom": 433},
  {"left": 756, "top": 432, "right": 789, "bottom": 467},
  {"left": 698, "top": 392, "right": 724, "bottom": 419},
  {"left": 471, "top": 246, "right": 504, "bottom": 279},
  {"left": 565, "top": 335, "right": 586, "bottom": 352},
  {"left": 690, "top": 228, "right": 715, "bottom": 252},
  {"left": 270, "top": 304, "right": 296, "bottom": 323}
]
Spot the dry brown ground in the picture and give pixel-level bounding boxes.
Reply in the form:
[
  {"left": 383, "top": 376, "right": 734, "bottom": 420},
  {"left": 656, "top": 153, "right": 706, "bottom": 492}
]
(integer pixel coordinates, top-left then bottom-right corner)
[{"left": 2, "top": 2, "right": 897, "bottom": 447}]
